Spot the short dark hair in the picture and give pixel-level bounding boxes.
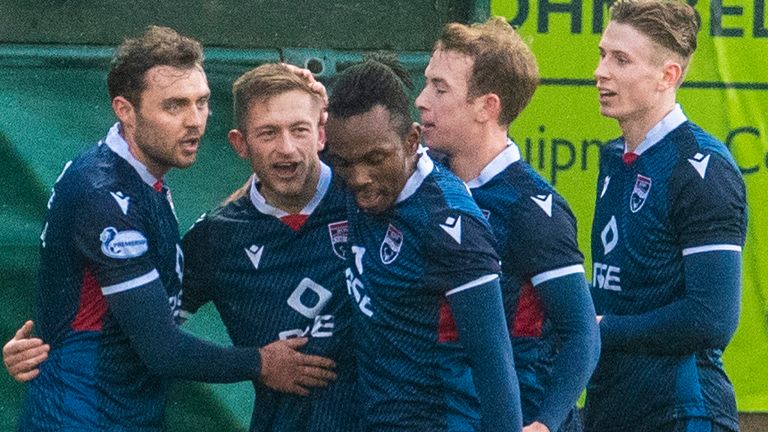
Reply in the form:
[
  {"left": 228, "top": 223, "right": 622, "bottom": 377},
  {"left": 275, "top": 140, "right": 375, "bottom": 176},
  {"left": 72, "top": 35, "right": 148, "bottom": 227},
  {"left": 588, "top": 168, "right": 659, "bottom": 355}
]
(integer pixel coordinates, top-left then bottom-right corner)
[
  {"left": 232, "top": 63, "right": 323, "bottom": 132},
  {"left": 327, "top": 53, "right": 414, "bottom": 138},
  {"left": 435, "top": 17, "right": 539, "bottom": 126},
  {"left": 610, "top": 0, "right": 700, "bottom": 64},
  {"left": 107, "top": 25, "right": 204, "bottom": 107}
]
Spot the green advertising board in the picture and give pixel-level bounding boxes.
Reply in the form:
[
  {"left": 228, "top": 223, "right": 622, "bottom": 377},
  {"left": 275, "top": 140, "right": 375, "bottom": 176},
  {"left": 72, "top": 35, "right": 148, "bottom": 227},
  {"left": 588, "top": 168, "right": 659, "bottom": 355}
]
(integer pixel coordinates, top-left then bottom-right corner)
[{"left": 491, "top": 0, "right": 768, "bottom": 410}]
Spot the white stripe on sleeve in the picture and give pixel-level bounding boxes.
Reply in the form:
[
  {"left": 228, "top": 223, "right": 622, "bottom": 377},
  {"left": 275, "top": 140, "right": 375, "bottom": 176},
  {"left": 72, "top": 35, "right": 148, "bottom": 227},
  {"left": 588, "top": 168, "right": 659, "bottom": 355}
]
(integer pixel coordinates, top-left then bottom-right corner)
[
  {"left": 682, "top": 244, "right": 742, "bottom": 256},
  {"left": 101, "top": 269, "right": 160, "bottom": 295},
  {"left": 531, "top": 264, "right": 585, "bottom": 287},
  {"left": 446, "top": 274, "right": 499, "bottom": 297}
]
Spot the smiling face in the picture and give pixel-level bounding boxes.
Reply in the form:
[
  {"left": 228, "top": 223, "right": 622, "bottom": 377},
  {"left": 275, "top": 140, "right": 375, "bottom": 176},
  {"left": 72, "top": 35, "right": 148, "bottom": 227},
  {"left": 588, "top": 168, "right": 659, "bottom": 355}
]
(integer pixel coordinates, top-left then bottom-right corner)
[
  {"left": 229, "top": 89, "right": 324, "bottom": 213},
  {"left": 325, "top": 105, "right": 419, "bottom": 214},
  {"left": 595, "top": 22, "right": 672, "bottom": 129},
  {"left": 415, "top": 48, "right": 478, "bottom": 156},
  {"left": 118, "top": 65, "right": 210, "bottom": 178}
]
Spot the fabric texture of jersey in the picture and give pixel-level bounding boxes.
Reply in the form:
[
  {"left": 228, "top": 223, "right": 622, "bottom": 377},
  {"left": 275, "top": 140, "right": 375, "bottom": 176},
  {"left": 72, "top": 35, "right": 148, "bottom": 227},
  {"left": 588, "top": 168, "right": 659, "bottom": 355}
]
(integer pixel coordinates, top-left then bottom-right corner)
[
  {"left": 21, "top": 123, "right": 183, "bottom": 431},
  {"left": 465, "top": 141, "right": 587, "bottom": 431},
  {"left": 345, "top": 151, "right": 503, "bottom": 431},
  {"left": 182, "top": 163, "right": 359, "bottom": 432},
  {"left": 586, "top": 106, "right": 747, "bottom": 432}
]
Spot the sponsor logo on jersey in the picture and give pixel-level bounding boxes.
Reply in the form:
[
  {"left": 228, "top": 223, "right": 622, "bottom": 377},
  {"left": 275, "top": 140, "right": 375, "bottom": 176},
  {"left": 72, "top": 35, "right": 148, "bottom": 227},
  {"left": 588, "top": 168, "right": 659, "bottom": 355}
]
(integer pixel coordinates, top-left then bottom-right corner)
[
  {"left": 380, "top": 224, "right": 403, "bottom": 264},
  {"left": 530, "top": 194, "right": 553, "bottom": 217},
  {"left": 601, "top": 216, "right": 619, "bottom": 255},
  {"left": 593, "top": 262, "right": 621, "bottom": 291},
  {"left": 328, "top": 220, "right": 349, "bottom": 259},
  {"left": 110, "top": 191, "right": 130, "bottom": 215},
  {"left": 630, "top": 174, "right": 652, "bottom": 213},
  {"left": 688, "top": 152, "right": 711, "bottom": 179},
  {"left": 440, "top": 216, "right": 462, "bottom": 244},
  {"left": 245, "top": 245, "right": 264, "bottom": 269},
  {"left": 281, "top": 278, "right": 336, "bottom": 339},
  {"left": 100, "top": 227, "right": 149, "bottom": 259},
  {"left": 346, "top": 267, "right": 373, "bottom": 317}
]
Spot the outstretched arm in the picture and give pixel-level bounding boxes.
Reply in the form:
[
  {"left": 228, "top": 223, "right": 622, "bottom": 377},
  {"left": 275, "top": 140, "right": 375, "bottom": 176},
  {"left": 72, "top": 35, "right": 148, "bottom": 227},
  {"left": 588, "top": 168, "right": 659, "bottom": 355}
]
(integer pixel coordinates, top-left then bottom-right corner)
[
  {"left": 3, "top": 321, "right": 50, "bottom": 382},
  {"left": 599, "top": 250, "right": 740, "bottom": 354},
  {"left": 448, "top": 274, "right": 523, "bottom": 432},
  {"left": 528, "top": 271, "right": 600, "bottom": 431},
  {"left": 108, "top": 280, "right": 336, "bottom": 394}
]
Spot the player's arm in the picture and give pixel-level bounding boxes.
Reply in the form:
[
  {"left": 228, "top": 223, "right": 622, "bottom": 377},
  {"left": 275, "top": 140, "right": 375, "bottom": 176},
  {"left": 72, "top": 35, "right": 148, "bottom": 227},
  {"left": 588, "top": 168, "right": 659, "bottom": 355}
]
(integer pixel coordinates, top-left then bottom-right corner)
[
  {"left": 107, "top": 278, "right": 336, "bottom": 394},
  {"left": 600, "top": 153, "right": 746, "bottom": 355},
  {"left": 599, "top": 248, "right": 740, "bottom": 354},
  {"left": 529, "top": 269, "right": 600, "bottom": 431},
  {"left": 3, "top": 321, "right": 50, "bottom": 382},
  {"left": 448, "top": 274, "right": 523, "bottom": 432}
]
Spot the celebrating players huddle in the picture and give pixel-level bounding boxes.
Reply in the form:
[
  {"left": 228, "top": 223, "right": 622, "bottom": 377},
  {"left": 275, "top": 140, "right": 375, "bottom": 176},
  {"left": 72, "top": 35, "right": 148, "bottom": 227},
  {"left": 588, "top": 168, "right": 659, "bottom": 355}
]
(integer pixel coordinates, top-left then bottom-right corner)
[{"left": 2, "top": 0, "right": 747, "bottom": 431}]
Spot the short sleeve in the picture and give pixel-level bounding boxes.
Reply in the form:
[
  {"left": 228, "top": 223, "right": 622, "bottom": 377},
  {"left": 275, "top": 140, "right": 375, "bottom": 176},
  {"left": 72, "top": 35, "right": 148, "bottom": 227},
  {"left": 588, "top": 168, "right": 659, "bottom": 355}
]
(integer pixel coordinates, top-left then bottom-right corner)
[
  {"left": 72, "top": 188, "right": 158, "bottom": 295},
  {"left": 670, "top": 153, "right": 747, "bottom": 249},
  {"left": 503, "top": 195, "right": 584, "bottom": 282},
  {"left": 424, "top": 210, "right": 501, "bottom": 294}
]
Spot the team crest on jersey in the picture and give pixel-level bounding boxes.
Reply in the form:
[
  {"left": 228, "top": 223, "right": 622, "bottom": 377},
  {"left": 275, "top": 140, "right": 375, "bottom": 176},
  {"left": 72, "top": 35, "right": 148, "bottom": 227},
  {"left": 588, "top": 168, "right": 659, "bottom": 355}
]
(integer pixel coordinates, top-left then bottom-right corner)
[
  {"left": 328, "top": 220, "right": 349, "bottom": 259},
  {"left": 380, "top": 224, "right": 403, "bottom": 264},
  {"left": 100, "top": 227, "right": 148, "bottom": 259},
  {"left": 630, "top": 174, "right": 652, "bottom": 213}
]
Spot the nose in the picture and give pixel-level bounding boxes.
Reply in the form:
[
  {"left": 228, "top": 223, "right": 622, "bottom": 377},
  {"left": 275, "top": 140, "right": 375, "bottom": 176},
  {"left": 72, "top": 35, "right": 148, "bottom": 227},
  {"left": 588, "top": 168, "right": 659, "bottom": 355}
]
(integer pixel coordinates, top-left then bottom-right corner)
[
  {"left": 415, "top": 87, "right": 428, "bottom": 111},
  {"left": 274, "top": 131, "right": 298, "bottom": 155},
  {"left": 185, "top": 104, "right": 207, "bottom": 129},
  {"left": 345, "top": 164, "right": 373, "bottom": 189},
  {"left": 594, "top": 58, "right": 609, "bottom": 82}
]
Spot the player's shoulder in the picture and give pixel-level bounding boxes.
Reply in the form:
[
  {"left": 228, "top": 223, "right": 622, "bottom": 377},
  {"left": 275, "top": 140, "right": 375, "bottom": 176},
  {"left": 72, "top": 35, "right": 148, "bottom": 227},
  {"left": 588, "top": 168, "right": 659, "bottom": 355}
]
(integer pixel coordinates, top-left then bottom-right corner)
[
  {"left": 57, "top": 143, "right": 145, "bottom": 206},
  {"left": 667, "top": 121, "right": 744, "bottom": 191},
  {"left": 673, "top": 121, "right": 741, "bottom": 172},
  {"left": 424, "top": 164, "right": 484, "bottom": 218}
]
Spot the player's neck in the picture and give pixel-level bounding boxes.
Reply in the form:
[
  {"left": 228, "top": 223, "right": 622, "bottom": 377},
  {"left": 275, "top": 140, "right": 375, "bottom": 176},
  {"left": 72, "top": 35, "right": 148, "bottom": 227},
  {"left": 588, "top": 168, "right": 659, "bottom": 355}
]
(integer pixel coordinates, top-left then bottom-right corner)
[
  {"left": 120, "top": 126, "right": 169, "bottom": 179},
  {"left": 448, "top": 127, "right": 508, "bottom": 182},
  {"left": 620, "top": 99, "right": 676, "bottom": 152}
]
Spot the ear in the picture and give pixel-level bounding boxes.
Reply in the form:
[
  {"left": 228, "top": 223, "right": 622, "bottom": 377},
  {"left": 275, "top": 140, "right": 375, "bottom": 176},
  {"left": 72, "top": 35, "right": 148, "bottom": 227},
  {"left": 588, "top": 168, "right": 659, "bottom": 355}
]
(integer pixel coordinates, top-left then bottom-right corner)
[
  {"left": 228, "top": 129, "right": 249, "bottom": 160},
  {"left": 660, "top": 61, "right": 683, "bottom": 90},
  {"left": 112, "top": 96, "right": 136, "bottom": 128},
  {"left": 406, "top": 122, "right": 421, "bottom": 153},
  {"left": 316, "top": 124, "right": 326, "bottom": 152},
  {"left": 475, "top": 93, "right": 502, "bottom": 124}
]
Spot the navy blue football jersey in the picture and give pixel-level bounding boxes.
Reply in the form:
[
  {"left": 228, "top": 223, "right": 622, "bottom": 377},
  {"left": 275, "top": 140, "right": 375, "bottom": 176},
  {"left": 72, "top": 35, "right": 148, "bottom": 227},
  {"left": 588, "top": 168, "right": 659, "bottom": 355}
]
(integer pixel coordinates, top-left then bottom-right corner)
[
  {"left": 586, "top": 106, "right": 747, "bottom": 431},
  {"left": 466, "top": 141, "right": 586, "bottom": 429},
  {"left": 21, "top": 123, "right": 184, "bottom": 431},
  {"left": 345, "top": 152, "right": 505, "bottom": 431},
  {"left": 182, "top": 163, "right": 359, "bottom": 432}
]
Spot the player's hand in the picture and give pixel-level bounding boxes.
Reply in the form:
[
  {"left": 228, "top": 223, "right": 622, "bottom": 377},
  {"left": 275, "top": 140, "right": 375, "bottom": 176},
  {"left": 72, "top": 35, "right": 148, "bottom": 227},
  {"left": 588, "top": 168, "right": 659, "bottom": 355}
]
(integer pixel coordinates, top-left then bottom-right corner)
[
  {"left": 280, "top": 63, "right": 329, "bottom": 126},
  {"left": 523, "top": 421, "right": 550, "bottom": 432},
  {"left": 258, "top": 337, "right": 336, "bottom": 396},
  {"left": 3, "top": 320, "right": 50, "bottom": 382}
]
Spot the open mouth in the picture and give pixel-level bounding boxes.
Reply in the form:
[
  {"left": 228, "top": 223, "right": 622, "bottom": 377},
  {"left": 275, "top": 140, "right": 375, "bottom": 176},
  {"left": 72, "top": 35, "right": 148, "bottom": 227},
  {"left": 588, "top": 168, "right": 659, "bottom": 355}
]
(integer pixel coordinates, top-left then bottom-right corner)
[
  {"left": 273, "top": 162, "right": 300, "bottom": 178},
  {"left": 180, "top": 138, "right": 199, "bottom": 154},
  {"left": 598, "top": 88, "right": 617, "bottom": 101}
]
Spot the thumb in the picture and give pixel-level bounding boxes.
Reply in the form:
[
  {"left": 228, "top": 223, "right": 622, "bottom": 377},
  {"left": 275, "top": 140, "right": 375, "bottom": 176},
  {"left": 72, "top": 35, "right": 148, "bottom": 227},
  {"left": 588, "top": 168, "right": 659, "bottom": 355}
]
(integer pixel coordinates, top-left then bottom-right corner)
[{"left": 14, "top": 321, "right": 34, "bottom": 340}]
